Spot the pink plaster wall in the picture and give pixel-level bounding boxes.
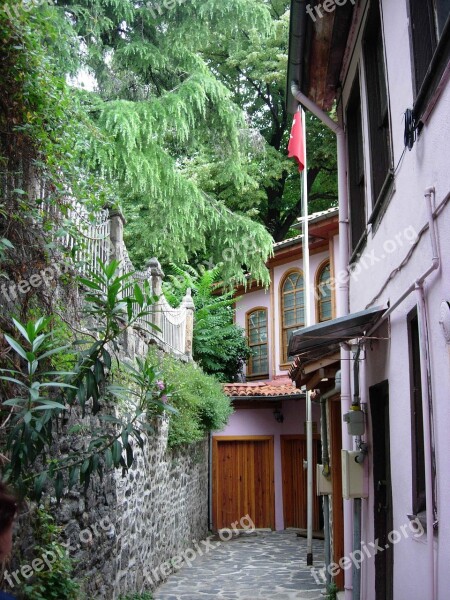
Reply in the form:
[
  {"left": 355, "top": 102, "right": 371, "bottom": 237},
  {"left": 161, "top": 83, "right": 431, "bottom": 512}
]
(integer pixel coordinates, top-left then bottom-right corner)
[
  {"left": 234, "top": 247, "right": 335, "bottom": 380},
  {"left": 339, "top": 0, "right": 450, "bottom": 597}
]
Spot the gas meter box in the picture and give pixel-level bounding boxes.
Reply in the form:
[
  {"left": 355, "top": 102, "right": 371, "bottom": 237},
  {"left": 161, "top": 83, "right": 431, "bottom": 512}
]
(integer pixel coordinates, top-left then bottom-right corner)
[{"left": 343, "top": 409, "right": 365, "bottom": 436}]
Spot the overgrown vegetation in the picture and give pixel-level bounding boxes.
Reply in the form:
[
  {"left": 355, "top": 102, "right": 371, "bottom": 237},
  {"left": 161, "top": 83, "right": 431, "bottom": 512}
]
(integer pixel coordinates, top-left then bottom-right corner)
[
  {"left": 164, "top": 266, "right": 250, "bottom": 382},
  {"left": 20, "top": 509, "right": 81, "bottom": 600},
  {"left": 146, "top": 347, "right": 233, "bottom": 447},
  {"left": 0, "top": 260, "right": 173, "bottom": 498}
]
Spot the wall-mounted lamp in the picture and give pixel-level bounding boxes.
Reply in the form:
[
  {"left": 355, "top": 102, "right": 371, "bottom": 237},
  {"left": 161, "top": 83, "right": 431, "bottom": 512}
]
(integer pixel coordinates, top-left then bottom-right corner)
[{"left": 273, "top": 408, "right": 284, "bottom": 423}]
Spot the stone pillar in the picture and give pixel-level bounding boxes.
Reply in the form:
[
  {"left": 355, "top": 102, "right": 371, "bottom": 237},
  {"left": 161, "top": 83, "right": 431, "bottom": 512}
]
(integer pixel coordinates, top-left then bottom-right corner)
[
  {"left": 147, "top": 258, "right": 164, "bottom": 332},
  {"left": 182, "top": 288, "right": 195, "bottom": 360},
  {"left": 108, "top": 208, "right": 126, "bottom": 269}
]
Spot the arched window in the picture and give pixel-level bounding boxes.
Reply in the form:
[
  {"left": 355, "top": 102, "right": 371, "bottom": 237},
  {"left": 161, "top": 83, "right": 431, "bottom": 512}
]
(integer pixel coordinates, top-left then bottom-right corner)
[
  {"left": 247, "top": 309, "right": 268, "bottom": 376},
  {"left": 317, "top": 261, "right": 332, "bottom": 322},
  {"left": 281, "top": 271, "right": 304, "bottom": 363}
]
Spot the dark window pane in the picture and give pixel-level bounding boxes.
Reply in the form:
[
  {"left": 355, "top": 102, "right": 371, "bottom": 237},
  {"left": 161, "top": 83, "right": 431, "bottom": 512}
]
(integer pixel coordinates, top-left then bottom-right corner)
[{"left": 347, "top": 76, "right": 366, "bottom": 250}]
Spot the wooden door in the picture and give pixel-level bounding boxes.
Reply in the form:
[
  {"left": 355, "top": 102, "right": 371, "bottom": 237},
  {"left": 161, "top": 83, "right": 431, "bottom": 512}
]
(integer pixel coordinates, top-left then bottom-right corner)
[
  {"left": 212, "top": 436, "right": 275, "bottom": 530},
  {"left": 370, "top": 381, "right": 393, "bottom": 600},
  {"left": 281, "top": 435, "right": 322, "bottom": 531}
]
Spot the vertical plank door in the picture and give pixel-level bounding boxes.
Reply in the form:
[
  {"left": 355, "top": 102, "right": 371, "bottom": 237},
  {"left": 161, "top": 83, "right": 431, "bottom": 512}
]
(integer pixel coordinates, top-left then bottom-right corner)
[
  {"left": 212, "top": 436, "right": 275, "bottom": 530},
  {"left": 281, "top": 435, "right": 322, "bottom": 531}
]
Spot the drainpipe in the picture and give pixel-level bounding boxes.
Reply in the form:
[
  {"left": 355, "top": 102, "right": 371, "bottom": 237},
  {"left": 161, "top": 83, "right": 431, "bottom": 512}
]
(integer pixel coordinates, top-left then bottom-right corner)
[
  {"left": 318, "top": 370, "right": 342, "bottom": 588},
  {"left": 416, "top": 282, "right": 435, "bottom": 600},
  {"left": 291, "top": 82, "right": 353, "bottom": 599},
  {"left": 352, "top": 347, "right": 362, "bottom": 600}
]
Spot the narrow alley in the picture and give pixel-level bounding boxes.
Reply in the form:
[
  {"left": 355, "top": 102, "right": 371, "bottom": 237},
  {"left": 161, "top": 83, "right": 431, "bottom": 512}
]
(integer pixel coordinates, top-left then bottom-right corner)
[{"left": 154, "top": 531, "right": 325, "bottom": 600}]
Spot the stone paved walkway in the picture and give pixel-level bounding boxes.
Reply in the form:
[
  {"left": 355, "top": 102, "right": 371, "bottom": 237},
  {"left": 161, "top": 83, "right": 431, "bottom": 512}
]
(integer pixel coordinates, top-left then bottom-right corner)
[{"left": 153, "top": 530, "right": 325, "bottom": 600}]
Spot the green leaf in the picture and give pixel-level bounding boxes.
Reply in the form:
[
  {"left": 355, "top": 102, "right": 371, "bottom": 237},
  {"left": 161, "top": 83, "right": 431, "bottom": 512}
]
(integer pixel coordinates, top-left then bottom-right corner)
[
  {"left": 104, "top": 447, "right": 113, "bottom": 469},
  {"left": 55, "top": 471, "right": 64, "bottom": 501},
  {"left": 126, "top": 443, "right": 133, "bottom": 468},
  {"left": 34, "top": 471, "right": 47, "bottom": 498},
  {"left": 134, "top": 282, "right": 144, "bottom": 307},
  {"left": 112, "top": 440, "right": 122, "bottom": 466},
  {"left": 33, "top": 400, "right": 67, "bottom": 410},
  {"left": 12, "top": 318, "right": 30, "bottom": 343},
  {"left": 4, "top": 335, "right": 28, "bottom": 360}
]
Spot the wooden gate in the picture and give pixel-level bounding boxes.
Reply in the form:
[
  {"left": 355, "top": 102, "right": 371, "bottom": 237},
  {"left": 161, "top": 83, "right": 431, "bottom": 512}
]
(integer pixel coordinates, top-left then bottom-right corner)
[
  {"left": 212, "top": 436, "right": 275, "bottom": 530},
  {"left": 281, "top": 435, "right": 322, "bottom": 530}
]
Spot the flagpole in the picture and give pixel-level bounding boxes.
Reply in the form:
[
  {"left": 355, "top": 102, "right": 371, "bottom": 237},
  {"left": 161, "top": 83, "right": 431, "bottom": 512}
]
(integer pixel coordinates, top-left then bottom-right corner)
[{"left": 301, "top": 107, "right": 314, "bottom": 567}]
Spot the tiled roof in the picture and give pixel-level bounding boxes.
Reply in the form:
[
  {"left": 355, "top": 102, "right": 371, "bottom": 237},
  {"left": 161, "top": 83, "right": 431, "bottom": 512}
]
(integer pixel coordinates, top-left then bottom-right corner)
[
  {"left": 295, "top": 206, "right": 339, "bottom": 224},
  {"left": 273, "top": 207, "right": 339, "bottom": 249},
  {"left": 273, "top": 233, "right": 303, "bottom": 249},
  {"left": 224, "top": 377, "right": 304, "bottom": 398}
]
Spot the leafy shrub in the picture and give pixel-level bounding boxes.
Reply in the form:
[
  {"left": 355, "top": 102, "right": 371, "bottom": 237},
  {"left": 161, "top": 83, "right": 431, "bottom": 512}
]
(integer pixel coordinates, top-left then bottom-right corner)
[
  {"left": 147, "top": 347, "right": 233, "bottom": 447},
  {"left": 20, "top": 509, "right": 80, "bottom": 600}
]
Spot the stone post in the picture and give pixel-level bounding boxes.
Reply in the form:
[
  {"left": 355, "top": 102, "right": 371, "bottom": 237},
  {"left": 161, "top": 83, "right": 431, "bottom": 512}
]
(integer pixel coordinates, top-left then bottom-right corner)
[
  {"left": 147, "top": 258, "right": 164, "bottom": 332},
  {"left": 182, "top": 288, "right": 195, "bottom": 360},
  {"left": 108, "top": 207, "right": 126, "bottom": 269}
]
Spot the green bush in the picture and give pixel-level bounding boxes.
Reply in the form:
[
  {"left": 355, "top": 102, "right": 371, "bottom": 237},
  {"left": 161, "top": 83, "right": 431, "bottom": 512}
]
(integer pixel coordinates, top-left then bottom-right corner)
[
  {"left": 20, "top": 509, "right": 80, "bottom": 600},
  {"left": 147, "top": 348, "right": 233, "bottom": 447}
]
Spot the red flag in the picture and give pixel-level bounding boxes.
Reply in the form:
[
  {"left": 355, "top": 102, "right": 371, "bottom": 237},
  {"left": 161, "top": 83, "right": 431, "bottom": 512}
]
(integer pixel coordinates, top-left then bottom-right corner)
[{"left": 288, "top": 110, "right": 305, "bottom": 172}]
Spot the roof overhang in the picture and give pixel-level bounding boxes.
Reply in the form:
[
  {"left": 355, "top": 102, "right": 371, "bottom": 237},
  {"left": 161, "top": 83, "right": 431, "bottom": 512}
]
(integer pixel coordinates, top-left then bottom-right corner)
[
  {"left": 287, "top": 0, "right": 356, "bottom": 114},
  {"left": 288, "top": 306, "right": 387, "bottom": 359}
]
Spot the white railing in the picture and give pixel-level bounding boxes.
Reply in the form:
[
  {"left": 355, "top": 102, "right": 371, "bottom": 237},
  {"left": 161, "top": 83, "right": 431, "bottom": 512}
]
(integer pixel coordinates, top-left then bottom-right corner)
[{"left": 42, "top": 198, "right": 193, "bottom": 360}]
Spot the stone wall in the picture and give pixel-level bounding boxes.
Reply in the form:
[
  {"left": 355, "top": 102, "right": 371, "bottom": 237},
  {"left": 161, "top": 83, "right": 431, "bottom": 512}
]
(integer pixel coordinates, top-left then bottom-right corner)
[
  {"left": 113, "top": 419, "right": 209, "bottom": 598},
  {"left": 52, "top": 419, "right": 209, "bottom": 600}
]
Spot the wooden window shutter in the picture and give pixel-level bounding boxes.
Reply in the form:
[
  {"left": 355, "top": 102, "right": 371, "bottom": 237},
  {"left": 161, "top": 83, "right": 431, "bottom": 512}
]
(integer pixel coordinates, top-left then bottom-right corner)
[
  {"left": 363, "top": 2, "right": 392, "bottom": 207},
  {"left": 409, "top": 0, "right": 437, "bottom": 95},
  {"left": 346, "top": 77, "right": 366, "bottom": 252}
]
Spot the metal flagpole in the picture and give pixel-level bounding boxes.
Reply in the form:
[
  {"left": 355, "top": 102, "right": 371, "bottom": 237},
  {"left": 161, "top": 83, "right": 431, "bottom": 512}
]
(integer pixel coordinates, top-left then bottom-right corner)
[{"left": 301, "top": 107, "right": 314, "bottom": 566}]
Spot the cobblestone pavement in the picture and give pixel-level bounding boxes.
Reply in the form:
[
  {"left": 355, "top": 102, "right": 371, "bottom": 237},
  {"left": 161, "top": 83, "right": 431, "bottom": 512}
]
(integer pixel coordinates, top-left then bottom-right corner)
[{"left": 153, "top": 530, "right": 325, "bottom": 600}]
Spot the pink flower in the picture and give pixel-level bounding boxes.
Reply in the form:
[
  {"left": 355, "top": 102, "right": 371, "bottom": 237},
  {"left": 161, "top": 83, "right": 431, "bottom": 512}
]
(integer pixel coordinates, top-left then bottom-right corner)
[
  {"left": 161, "top": 395, "right": 168, "bottom": 404},
  {"left": 156, "top": 380, "right": 165, "bottom": 391}
]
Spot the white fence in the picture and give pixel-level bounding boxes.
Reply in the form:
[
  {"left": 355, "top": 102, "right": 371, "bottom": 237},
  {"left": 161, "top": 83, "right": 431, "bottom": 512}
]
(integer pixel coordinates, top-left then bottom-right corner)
[{"left": 43, "top": 199, "right": 193, "bottom": 360}]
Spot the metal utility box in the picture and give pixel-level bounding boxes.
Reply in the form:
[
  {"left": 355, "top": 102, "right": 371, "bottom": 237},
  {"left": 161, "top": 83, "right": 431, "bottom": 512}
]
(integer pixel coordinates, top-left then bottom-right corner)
[
  {"left": 343, "top": 409, "right": 365, "bottom": 436},
  {"left": 316, "top": 464, "right": 332, "bottom": 495},
  {"left": 341, "top": 450, "right": 368, "bottom": 499}
]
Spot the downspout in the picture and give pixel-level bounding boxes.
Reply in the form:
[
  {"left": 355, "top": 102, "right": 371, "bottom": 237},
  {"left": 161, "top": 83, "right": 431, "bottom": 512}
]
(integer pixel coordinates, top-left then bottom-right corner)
[
  {"left": 352, "top": 346, "right": 363, "bottom": 600},
  {"left": 291, "top": 82, "right": 353, "bottom": 599},
  {"left": 318, "top": 370, "right": 342, "bottom": 589}
]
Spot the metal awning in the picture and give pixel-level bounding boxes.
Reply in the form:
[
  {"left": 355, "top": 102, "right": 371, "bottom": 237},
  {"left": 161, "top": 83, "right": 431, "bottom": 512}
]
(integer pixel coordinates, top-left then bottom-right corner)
[{"left": 288, "top": 306, "right": 386, "bottom": 358}]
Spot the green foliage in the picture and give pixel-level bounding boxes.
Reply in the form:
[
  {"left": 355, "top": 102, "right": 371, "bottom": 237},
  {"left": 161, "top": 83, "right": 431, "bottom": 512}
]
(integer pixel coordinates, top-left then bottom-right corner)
[
  {"left": 164, "top": 265, "right": 250, "bottom": 382},
  {"left": 20, "top": 509, "right": 80, "bottom": 600},
  {"left": 0, "top": 260, "right": 173, "bottom": 499},
  {"left": 146, "top": 347, "right": 233, "bottom": 447},
  {"left": 326, "top": 582, "right": 339, "bottom": 600}
]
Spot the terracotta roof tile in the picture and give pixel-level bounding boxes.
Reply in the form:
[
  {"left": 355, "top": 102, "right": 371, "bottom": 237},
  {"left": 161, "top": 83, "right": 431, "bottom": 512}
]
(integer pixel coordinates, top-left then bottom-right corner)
[{"left": 224, "top": 378, "right": 304, "bottom": 398}]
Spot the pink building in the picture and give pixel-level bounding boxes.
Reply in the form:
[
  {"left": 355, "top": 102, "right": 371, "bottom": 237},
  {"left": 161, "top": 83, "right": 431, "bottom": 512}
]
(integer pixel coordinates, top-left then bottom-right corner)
[
  {"left": 288, "top": 1, "right": 450, "bottom": 599},
  {"left": 211, "top": 209, "right": 339, "bottom": 532}
]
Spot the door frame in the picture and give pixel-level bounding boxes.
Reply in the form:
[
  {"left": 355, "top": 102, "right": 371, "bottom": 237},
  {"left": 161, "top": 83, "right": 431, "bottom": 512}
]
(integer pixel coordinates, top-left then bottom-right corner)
[
  {"left": 212, "top": 435, "right": 275, "bottom": 531},
  {"left": 369, "top": 380, "right": 393, "bottom": 600},
  {"left": 280, "top": 434, "right": 322, "bottom": 530}
]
